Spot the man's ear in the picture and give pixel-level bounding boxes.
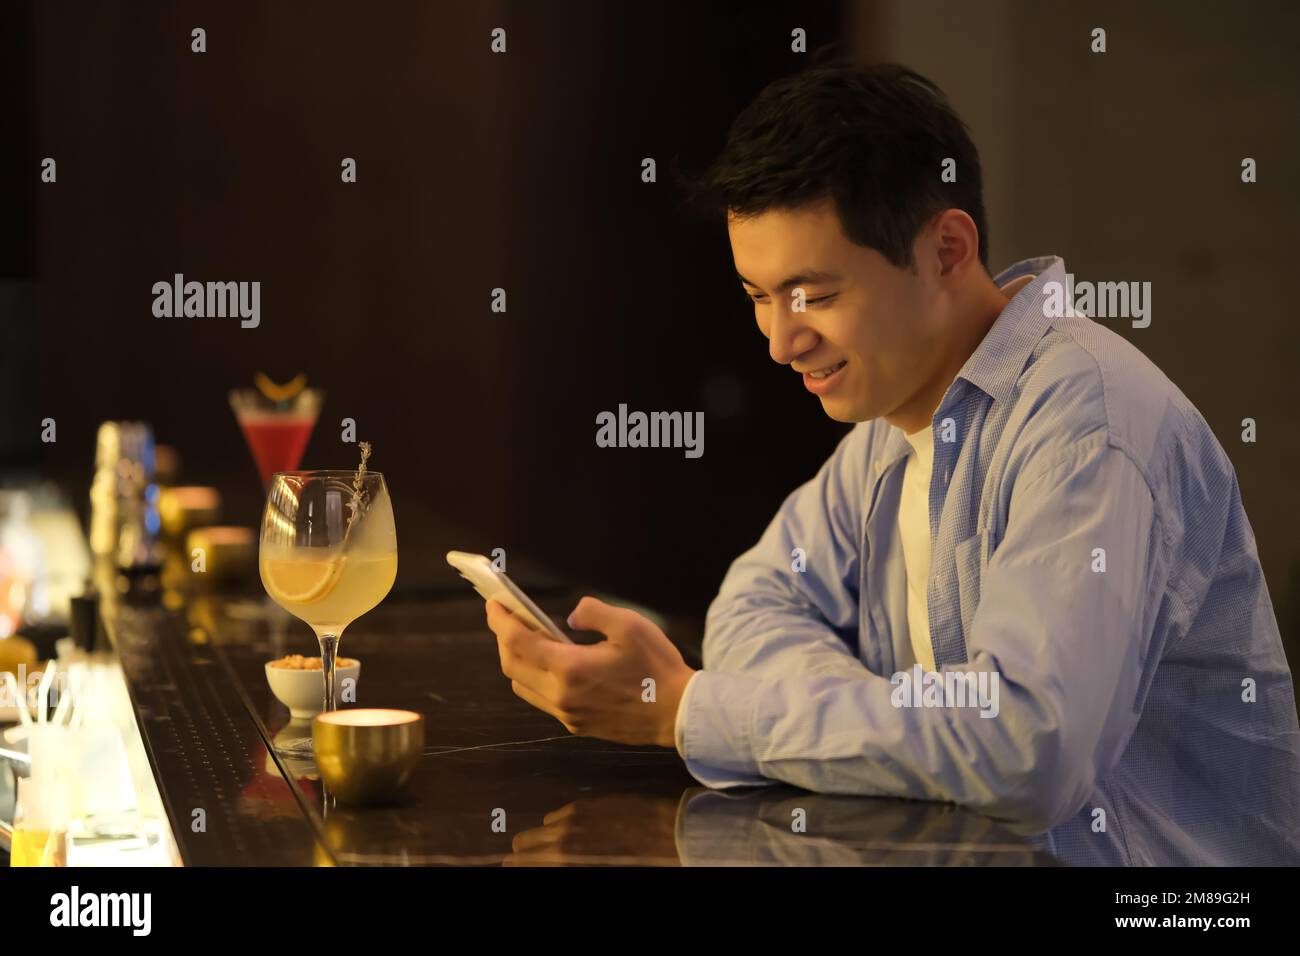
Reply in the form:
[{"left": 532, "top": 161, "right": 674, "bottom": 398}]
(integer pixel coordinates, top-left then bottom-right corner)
[{"left": 933, "top": 208, "right": 981, "bottom": 278}]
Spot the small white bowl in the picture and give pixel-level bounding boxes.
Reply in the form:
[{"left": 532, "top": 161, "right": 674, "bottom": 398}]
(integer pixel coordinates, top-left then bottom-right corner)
[{"left": 265, "top": 659, "right": 361, "bottom": 720}]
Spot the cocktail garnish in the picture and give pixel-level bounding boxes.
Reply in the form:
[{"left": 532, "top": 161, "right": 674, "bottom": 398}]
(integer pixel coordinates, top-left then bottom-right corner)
[
  {"left": 254, "top": 372, "right": 308, "bottom": 403},
  {"left": 261, "top": 558, "right": 345, "bottom": 606},
  {"left": 346, "top": 441, "right": 373, "bottom": 537}
]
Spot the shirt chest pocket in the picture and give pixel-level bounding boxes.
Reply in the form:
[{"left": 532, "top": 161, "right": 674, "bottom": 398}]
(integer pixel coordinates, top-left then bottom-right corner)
[{"left": 952, "top": 528, "right": 993, "bottom": 638}]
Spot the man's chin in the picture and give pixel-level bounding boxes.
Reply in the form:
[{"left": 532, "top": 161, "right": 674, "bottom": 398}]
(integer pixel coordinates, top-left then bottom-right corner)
[{"left": 818, "top": 394, "right": 874, "bottom": 424}]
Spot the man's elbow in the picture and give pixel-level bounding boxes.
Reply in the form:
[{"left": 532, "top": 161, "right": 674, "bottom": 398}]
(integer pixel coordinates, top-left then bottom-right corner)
[{"left": 977, "top": 738, "right": 1096, "bottom": 833}]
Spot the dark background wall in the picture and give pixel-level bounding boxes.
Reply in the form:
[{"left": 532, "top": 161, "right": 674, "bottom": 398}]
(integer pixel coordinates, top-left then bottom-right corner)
[
  {"left": 6, "top": 0, "right": 850, "bottom": 615},
  {"left": 3, "top": 2, "right": 1297, "bottom": 676}
]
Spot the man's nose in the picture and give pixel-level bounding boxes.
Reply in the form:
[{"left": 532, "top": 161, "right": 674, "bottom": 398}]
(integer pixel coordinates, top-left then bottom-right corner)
[{"left": 768, "top": 305, "right": 820, "bottom": 366}]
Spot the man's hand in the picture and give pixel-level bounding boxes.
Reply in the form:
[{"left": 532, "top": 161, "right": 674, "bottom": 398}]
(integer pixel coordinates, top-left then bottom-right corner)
[
  {"left": 503, "top": 794, "right": 682, "bottom": 866},
  {"left": 485, "top": 596, "right": 696, "bottom": 749}
]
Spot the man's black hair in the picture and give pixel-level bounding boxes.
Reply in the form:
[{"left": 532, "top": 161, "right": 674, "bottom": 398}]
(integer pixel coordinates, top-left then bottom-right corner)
[{"left": 692, "top": 61, "right": 990, "bottom": 272}]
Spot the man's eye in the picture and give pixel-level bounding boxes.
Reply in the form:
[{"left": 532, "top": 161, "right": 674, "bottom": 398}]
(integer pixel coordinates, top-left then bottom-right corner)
[
  {"left": 747, "top": 293, "right": 768, "bottom": 304},
  {"left": 807, "top": 294, "right": 838, "bottom": 306}
]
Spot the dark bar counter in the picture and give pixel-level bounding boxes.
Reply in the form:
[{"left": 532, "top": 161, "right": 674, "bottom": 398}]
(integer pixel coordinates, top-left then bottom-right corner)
[{"left": 108, "top": 587, "right": 1060, "bottom": 867}]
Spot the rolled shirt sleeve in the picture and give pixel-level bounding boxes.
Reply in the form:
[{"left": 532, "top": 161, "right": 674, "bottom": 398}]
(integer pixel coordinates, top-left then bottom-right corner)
[{"left": 680, "top": 429, "right": 1166, "bottom": 830}]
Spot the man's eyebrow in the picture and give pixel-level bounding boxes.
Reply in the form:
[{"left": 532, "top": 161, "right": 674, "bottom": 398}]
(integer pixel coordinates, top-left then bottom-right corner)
[{"left": 736, "top": 269, "right": 842, "bottom": 293}]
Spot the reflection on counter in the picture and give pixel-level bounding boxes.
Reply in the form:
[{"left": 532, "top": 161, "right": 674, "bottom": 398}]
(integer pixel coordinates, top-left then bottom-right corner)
[{"left": 306, "top": 784, "right": 1055, "bottom": 867}]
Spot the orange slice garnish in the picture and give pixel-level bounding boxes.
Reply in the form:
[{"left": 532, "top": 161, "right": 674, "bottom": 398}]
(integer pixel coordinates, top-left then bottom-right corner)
[
  {"left": 262, "top": 555, "right": 345, "bottom": 606},
  {"left": 254, "top": 372, "right": 308, "bottom": 403}
]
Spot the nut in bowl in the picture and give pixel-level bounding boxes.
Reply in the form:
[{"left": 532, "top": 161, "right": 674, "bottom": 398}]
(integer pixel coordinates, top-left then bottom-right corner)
[
  {"left": 265, "top": 655, "right": 361, "bottom": 720},
  {"left": 312, "top": 708, "right": 425, "bottom": 806}
]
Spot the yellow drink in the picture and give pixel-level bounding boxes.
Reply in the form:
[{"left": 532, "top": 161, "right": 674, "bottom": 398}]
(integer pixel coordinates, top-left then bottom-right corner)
[
  {"left": 11, "top": 828, "right": 63, "bottom": 867},
  {"left": 261, "top": 550, "right": 397, "bottom": 633}
]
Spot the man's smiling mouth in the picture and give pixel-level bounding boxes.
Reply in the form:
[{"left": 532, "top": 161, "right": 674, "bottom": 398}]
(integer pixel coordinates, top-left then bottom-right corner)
[
  {"left": 801, "top": 359, "right": 848, "bottom": 395},
  {"left": 805, "top": 360, "right": 847, "bottom": 380}
]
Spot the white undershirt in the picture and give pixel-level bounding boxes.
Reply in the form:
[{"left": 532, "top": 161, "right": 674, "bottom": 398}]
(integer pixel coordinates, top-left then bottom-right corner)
[{"left": 897, "top": 271, "right": 1038, "bottom": 673}]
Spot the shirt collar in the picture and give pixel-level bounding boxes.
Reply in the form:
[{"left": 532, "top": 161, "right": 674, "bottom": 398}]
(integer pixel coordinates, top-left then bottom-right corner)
[{"left": 949, "top": 254, "right": 1065, "bottom": 407}]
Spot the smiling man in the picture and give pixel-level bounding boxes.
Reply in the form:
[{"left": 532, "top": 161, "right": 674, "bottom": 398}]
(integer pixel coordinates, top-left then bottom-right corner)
[{"left": 486, "top": 62, "right": 1300, "bottom": 866}]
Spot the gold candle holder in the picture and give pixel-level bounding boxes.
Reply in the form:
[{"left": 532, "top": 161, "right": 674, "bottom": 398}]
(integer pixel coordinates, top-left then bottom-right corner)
[
  {"left": 312, "top": 709, "right": 424, "bottom": 805},
  {"left": 184, "top": 526, "right": 254, "bottom": 586},
  {"left": 158, "top": 486, "right": 221, "bottom": 539}
]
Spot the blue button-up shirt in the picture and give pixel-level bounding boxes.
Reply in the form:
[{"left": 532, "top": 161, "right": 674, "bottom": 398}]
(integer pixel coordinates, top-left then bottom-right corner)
[{"left": 679, "top": 255, "right": 1300, "bottom": 865}]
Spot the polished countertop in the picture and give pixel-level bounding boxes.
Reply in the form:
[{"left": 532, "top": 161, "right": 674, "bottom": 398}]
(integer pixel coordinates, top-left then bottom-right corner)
[{"left": 108, "top": 586, "right": 1060, "bottom": 866}]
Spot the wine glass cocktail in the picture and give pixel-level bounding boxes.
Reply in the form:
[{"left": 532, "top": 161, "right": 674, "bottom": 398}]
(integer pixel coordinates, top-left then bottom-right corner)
[{"left": 259, "top": 471, "right": 396, "bottom": 714}]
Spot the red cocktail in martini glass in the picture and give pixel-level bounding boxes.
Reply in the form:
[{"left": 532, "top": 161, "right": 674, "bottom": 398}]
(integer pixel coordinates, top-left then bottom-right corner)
[{"left": 229, "top": 378, "right": 323, "bottom": 487}]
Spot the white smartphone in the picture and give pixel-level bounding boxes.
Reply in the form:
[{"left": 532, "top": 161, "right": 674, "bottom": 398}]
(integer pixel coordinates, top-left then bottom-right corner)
[{"left": 446, "top": 551, "right": 573, "bottom": 643}]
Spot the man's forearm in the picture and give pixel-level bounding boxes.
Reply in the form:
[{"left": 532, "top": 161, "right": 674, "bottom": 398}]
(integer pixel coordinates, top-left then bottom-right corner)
[{"left": 705, "top": 590, "right": 869, "bottom": 680}]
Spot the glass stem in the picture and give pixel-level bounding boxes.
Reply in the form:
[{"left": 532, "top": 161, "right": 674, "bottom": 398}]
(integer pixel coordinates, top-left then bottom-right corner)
[{"left": 317, "top": 632, "right": 339, "bottom": 713}]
